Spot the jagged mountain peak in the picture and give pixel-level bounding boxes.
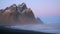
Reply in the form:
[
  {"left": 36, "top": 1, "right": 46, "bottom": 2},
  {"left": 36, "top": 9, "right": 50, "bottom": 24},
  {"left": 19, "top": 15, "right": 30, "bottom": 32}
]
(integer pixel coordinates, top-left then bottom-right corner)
[
  {"left": 2, "top": 3, "right": 28, "bottom": 13},
  {"left": 0, "top": 3, "right": 42, "bottom": 25},
  {"left": 11, "top": 4, "right": 17, "bottom": 7},
  {"left": 18, "top": 3, "right": 27, "bottom": 12}
]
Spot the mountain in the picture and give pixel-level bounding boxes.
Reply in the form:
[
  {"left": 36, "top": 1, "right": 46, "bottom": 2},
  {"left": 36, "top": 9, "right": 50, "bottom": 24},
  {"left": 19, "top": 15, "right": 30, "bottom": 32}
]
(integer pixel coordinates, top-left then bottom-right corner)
[
  {"left": 0, "top": 3, "right": 43, "bottom": 25},
  {"left": 36, "top": 17, "right": 43, "bottom": 24}
]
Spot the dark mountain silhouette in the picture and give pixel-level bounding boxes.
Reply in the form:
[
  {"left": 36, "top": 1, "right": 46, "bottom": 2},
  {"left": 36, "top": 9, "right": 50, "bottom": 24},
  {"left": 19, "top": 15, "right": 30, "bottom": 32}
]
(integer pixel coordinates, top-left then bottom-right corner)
[{"left": 0, "top": 3, "right": 43, "bottom": 25}]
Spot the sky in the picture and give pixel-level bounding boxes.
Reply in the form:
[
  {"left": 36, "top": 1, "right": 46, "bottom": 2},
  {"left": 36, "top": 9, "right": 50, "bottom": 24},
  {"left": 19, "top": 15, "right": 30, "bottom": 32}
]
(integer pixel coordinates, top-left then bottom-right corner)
[{"left": 0, "top": 0, "right": 60, "bottom": 23}]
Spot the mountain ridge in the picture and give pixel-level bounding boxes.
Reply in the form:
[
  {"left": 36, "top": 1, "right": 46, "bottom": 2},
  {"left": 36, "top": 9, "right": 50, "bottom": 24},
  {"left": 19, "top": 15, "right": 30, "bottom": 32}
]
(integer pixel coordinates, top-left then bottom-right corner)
[{"left": 0, "top": 3, "right": 43, "bottom": 25}]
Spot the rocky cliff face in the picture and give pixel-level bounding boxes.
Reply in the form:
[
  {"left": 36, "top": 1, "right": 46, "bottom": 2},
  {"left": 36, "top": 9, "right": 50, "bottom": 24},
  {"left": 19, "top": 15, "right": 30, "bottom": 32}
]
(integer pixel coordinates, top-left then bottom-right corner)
[{"left": 0, "top": 3, "right": 42, "bottom": 25}]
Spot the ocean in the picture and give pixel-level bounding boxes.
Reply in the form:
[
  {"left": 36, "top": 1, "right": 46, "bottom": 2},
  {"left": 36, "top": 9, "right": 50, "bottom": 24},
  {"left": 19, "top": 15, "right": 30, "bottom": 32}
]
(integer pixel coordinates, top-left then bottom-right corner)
[{"left": 6, "top": 22, "right": 60, "bottom": 34}]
